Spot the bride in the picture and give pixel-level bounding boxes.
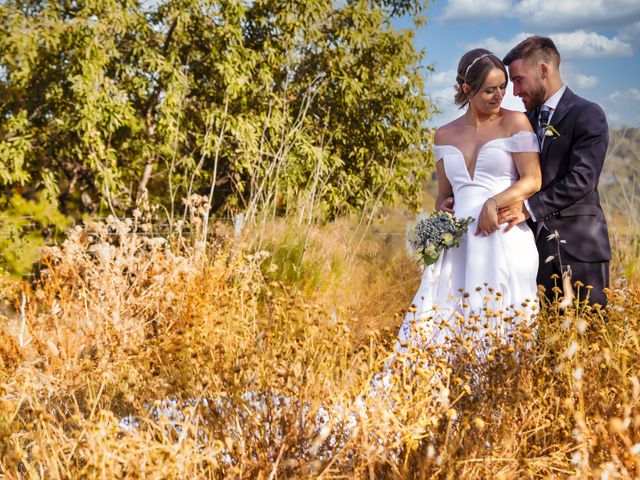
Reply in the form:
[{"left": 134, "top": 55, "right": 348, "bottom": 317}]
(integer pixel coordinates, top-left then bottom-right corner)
[{"left": 396, "top": 49, "right": 542, "bottom": 355}]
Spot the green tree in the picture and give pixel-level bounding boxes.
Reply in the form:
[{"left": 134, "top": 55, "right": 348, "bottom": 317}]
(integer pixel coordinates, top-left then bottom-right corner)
[{"left": 0, "top": 0, "right": 435, "bottom": 224}]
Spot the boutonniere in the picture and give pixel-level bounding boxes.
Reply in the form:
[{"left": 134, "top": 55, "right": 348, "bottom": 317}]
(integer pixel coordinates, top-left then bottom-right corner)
[{"left": 543, "top": 124, "right": 561, "bottom": 138}]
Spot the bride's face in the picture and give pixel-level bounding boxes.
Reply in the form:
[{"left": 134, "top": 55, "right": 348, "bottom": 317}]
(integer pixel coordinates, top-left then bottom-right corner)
[{"left": 469, "top": 68, "right": 507, "bottom": 115}]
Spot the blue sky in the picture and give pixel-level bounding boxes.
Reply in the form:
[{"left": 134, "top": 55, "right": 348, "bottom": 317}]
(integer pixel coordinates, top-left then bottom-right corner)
[{"left": 395, "top": 0, "right": 640, "bottom": 128}]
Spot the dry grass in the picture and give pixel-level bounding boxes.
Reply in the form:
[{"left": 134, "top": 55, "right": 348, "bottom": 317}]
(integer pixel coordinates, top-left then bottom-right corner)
[{"left": 1, "top": 204, "right": 640, "bottom": 479}]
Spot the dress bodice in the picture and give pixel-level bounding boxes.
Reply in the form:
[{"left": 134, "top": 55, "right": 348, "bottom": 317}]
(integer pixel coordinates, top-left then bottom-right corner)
[{"left": 432, "top": 131, "right": 539, "bottom": 219}]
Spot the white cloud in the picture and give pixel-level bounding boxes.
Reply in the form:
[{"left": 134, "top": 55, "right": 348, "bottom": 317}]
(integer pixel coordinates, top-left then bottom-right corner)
[
  {"left": 429, "top": 86, "right": 459, "bottom": 126},
  {"left": 603, "top": 89, "right": 640, "bottom": 127},
  {"left": 514, "top": 0, "right": 640, "bottom": 30},
  {"left": 571, "top": 73, "right": 599, "bottom": 90},
  {"left": 464, "top": 33, "right": 530, "bottom": 59},
  {"left": 608, "top": 88, "right": 640, "bottom": 103},
  {"left": 431, "top": 86, "right": 455, "bottom": 104},
  {"left": 439, "top": 0, "right": 512, "bottom": 23},
  {"left": 619, "top": 21, "right": 640, "bottom": 45},
  {"left": 560, "top": 63, "right": 599, "bottom": 91},
  {"left": 551, "top": 31, "right": 633, "bottom": 59},
  {"left": 604, "top": 109, "right": 623, "bottom": 126},
  {"left": 611, "top": 113, "right": 623, "bottom": 124},
  {"left": 427, "top": 69, "right": 457, "bottom": 89},
  {"left": 438, "top": 0, "right": 640, "bottom": 29},
  {"left": 467, "top": 31, "right": 632, "bottom": 61},
  {"left": 608, "top": 91, "right": 622, "bottom": 102}
]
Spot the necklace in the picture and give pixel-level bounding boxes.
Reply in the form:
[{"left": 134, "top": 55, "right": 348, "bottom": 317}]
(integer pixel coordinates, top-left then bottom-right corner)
[{"left": 465, "top": 110, "right": 497, "bottom": 132}]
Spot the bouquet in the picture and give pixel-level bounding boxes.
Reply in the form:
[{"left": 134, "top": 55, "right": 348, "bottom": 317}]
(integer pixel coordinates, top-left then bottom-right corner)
[{"left": 411, "top": 211, "right": 474, "bottom": 266}]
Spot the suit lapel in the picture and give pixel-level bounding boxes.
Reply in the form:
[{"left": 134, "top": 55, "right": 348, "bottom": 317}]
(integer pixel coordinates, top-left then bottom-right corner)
[
  {"left": 541, "top": 87, "right": 575, "bottom": 160},
  {"left": 527, "top": 109, "right": 537, "bottom": 131},
  {"left": 527, "top": 109, "right": 539, "bottom": 149},
  {"left": 549, "top": 87, "right": 575, "bottom": 127}
]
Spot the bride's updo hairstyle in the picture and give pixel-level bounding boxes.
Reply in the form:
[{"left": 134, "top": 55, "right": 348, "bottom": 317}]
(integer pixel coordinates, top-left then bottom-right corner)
[{"left": 454, "top": 48, "right": 507, "bottom": 108}]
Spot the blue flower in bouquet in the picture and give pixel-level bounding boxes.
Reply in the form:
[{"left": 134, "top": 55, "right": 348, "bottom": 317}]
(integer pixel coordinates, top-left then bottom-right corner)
[{"left": 411, "top": 211, "right": 474, "bottom": 266}]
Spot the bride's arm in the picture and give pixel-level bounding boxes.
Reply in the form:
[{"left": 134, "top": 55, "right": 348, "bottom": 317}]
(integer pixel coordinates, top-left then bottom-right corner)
[
  {"left": 433, "top": 128, "right": 454, "bottom": 212},
  {"left": 494, "top": 112, "right": 542, "bottom": 208},
  {"left": 491, "top": 150, "right": 541, "bottom": 208},
  {"left": 435, "top": 159, "right": 454, "bottom": 212},
  {"left": 477, "top": 113, "right": 541, "bottom": 235},
  {"left": 477, "top": 151, "right": 541, "bottom": 235}
]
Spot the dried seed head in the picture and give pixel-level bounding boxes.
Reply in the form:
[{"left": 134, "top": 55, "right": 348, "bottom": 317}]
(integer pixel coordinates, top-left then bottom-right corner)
[
  {"left": 609, "top": 417, "right": 627, "bottom": 434},
  {"left": 473, "top": 417, "right": 485, "bottom": 430}
]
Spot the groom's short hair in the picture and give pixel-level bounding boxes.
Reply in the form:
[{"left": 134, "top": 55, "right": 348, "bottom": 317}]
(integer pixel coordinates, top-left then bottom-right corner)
[{"left": 503, "top": 36, "right": 561, "bottom": 68}]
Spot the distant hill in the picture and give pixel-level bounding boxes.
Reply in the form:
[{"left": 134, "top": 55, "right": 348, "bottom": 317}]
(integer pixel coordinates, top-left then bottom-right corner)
[
  {"left": 602, "top": 127, "right": 640, "bottom": 230},
  {"left": 602, "top": 126, "right": 640, "bottom": 187}
]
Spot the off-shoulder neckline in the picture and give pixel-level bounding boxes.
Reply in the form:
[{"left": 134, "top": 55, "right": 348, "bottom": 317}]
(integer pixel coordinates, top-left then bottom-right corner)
[
  {"left": 433, "top": 131, "right": 536, "bottom": 181},
  {"left": 433, "top": 130, "right": 535, "bottom": 152}
]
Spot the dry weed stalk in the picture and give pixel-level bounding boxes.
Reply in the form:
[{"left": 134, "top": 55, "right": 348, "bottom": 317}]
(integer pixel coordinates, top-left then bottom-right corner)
[{"left": 0, "top": 212, "right": 639, "bottom": 478}]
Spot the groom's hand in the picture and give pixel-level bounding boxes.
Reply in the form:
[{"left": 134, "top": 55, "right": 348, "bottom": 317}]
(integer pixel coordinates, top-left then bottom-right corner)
[
  {"left": 498, "top": 201, "right": 530, "bottom": 232},
  {"left": 438, "top": 196, "right": 454, "bottom": 214}
]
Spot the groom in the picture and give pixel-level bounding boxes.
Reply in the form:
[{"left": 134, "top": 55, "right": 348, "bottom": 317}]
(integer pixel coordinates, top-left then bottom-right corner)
[{"left": 499, "top": 36, "right": 611, "bottom": 307}]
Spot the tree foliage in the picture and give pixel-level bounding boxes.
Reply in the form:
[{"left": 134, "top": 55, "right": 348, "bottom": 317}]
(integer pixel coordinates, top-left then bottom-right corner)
[
  {"left": 0, "top": 193, "right": 71, "bottom": 276},
  {"left": 0, "top": 0, "right": 434, "bottom": 226}
]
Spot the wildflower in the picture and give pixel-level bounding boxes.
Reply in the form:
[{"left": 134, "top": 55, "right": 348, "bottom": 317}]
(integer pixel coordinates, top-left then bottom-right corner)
[
  {"left": 573, "top": 367, "right": 584, "bottom": 381},
  {"left": 426, "top": 444, "right": 436, "bottom": 460},
  {"left": 576, "top": 318, "right": 588, "bottom": 333},
  {"left": 546, "top": 230, "right": 560, "bottom": 241},
  {"left": 438, "top": 387, "right": 450, "bottom": 406},
  {"left": 442, "top": 233, "right": 454, "bottom": 246},
  {"left": 571, "top": 451, "right": 581, "bottom": 466},
  {"left": 630, "top": 376, "right": 640, "bottom": 401},
  {"left": 565, "top": 341, "right": 579, "bottom": 359},
  {"left": 609, "top": 417, "right": 628, "bottom": 433}
]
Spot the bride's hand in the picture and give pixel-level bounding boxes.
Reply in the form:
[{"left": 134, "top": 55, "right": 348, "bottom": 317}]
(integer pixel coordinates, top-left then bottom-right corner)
[{"left": 475, "top": 198, "right": 499, "bottom": 236}]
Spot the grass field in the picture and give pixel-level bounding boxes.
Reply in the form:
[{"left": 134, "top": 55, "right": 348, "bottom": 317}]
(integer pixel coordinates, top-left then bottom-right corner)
[{"left": 1, "top": 198, "right": 640, "bottom": 479}]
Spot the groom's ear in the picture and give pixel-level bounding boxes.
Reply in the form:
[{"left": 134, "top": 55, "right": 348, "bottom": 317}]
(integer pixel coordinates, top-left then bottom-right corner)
[{"left": 540, "top": 62, "right": 549, "bottom": 79}]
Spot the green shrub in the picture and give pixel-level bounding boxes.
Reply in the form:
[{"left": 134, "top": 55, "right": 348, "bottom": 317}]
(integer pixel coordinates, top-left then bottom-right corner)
[{"left": 0, "top": 194, "right": 71, "bottom": 276}]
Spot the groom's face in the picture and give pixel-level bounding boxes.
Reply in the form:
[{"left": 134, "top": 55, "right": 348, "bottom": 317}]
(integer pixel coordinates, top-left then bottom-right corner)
[{"left": 507, "top": 59, "right": 546, "bottom": 111}]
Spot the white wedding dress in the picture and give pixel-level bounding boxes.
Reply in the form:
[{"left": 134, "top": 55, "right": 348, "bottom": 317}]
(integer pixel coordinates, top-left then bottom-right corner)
[{"left": 396, "top": 131, "right": 540, "bottom": 354}]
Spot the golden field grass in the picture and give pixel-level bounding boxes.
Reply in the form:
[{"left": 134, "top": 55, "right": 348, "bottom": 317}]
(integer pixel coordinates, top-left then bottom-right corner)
[{"left": 1, "top": 201, "right": 640, "bottom": 479}]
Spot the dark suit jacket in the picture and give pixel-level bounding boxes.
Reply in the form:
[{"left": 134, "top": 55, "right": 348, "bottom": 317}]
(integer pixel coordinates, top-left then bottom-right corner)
[{"left": 526, "top": 87, "right": 611, "bottom": 263}]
